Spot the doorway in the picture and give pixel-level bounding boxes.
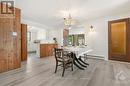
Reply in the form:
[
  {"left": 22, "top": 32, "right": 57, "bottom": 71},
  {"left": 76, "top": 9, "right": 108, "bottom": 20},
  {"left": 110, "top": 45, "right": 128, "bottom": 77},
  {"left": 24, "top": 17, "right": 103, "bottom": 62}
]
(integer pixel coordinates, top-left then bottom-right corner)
[
  {"left": 21, "top": 25, "right": 47, "bottom": 61},
  {"left": 108, "top": 18, "right": 130, "bottom": 62}
]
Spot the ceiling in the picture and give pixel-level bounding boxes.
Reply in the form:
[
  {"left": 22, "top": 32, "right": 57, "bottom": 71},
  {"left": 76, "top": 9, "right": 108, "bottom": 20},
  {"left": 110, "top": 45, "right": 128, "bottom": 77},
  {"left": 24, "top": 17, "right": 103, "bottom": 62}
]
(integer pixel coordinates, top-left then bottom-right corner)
[{"left": 15, "top": 0, "right": 130, "bottom": 29}]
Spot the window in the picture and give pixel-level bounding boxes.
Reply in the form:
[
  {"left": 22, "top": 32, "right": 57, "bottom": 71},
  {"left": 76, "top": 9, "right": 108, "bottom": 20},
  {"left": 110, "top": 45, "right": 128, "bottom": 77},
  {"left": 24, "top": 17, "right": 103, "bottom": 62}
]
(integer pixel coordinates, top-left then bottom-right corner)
[
  {"left": 27, "top": 31, "right": 31, "bottom": 43},
  {"left": 68, "top": 34, "right": 85, "bottom": 46}
]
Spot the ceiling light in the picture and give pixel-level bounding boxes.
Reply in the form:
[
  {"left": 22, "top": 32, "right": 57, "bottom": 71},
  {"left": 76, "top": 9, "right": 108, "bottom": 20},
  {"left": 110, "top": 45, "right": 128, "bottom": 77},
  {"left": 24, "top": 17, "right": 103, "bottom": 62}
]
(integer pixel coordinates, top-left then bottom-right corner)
[{"left": 63, "top": 13, "right": 77, "bottom": 29}]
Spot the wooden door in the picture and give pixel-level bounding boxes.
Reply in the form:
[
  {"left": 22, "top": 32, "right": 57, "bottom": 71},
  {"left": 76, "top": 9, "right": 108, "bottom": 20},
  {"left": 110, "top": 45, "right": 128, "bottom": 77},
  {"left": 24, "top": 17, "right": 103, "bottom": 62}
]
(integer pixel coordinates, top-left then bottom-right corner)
[
  {"left": 0, "top": 18, "right": 14, "bottom": 72},
  {"left": 21, "top": 24, "right": 27, "bottom": 61},
  {"left": 13, "top": 8, "right": 21, "bottom": 68},
  {"left": 0, "top": 5, "right": 21, "bottom": 72},
  {"left": 108, "top": 18, "right": 130, "bottom": 62}
]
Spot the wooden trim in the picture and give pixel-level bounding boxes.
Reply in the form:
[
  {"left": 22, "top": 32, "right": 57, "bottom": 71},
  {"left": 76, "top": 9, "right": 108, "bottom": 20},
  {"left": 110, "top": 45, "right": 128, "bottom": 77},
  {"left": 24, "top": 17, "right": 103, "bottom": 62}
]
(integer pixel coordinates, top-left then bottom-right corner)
[{"left": 21, "top": 23, "right": 27, "bottom": 61}]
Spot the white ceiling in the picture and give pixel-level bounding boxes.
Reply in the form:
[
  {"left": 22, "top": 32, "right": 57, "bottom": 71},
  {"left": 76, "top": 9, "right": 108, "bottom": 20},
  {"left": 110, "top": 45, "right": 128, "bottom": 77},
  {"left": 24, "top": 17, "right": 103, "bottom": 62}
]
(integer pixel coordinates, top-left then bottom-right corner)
[{"left": 15, "top": 0, "right": 130, "bottom": 29}]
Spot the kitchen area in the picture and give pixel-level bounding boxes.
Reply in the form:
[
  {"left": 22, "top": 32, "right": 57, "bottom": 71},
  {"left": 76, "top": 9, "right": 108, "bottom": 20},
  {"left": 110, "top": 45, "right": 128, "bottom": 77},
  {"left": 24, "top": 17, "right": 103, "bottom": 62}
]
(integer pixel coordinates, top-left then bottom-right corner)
[{"left": 27, "top": 26, "right": 61, "bottom": 58}]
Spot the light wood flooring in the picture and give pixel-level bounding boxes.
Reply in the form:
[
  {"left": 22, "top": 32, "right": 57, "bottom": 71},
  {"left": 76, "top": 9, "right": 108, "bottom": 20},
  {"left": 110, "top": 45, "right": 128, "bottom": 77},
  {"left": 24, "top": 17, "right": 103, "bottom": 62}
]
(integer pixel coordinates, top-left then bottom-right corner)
[{"left": 0, "top": 55, "right": 130, "bottom": 86}]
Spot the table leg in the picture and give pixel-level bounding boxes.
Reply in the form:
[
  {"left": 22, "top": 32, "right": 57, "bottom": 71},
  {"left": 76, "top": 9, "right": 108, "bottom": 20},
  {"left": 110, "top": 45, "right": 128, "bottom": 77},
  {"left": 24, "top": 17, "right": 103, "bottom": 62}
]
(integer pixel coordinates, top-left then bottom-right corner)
[
  {"left": 71, "top": 53, "right": 87, "bottom": 69},
  {"left": 73, "top": 61, "right": 84, "bottom": 70},
  {"left": 74, "top": 55, "right": 87, "bottom": 67},
  {"left": 79, "top": 57, "right": 89, "bottom": 65}
]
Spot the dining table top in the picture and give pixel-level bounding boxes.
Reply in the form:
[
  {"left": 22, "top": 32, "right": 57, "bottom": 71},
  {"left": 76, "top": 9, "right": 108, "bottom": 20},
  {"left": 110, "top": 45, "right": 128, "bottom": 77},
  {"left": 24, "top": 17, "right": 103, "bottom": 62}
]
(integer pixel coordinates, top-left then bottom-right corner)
[{"left": 61, "top": 46, "right": 93, "bottom": 58}]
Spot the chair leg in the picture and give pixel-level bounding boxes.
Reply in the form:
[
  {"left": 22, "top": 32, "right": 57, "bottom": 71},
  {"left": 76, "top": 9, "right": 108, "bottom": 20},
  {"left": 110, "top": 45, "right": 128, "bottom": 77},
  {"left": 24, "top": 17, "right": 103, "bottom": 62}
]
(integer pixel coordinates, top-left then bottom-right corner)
[
  {"left": 62, "top": 68, "right": 65, "bottom": 77},
  {"left": 71, "top": 63, "right": 73, "bottom": 71},
  {"left": 55, "top": 62, "right": 58, "bottom": 73},
  {"left": 62, "top": 64, "right": 65, "bottom": 77}
]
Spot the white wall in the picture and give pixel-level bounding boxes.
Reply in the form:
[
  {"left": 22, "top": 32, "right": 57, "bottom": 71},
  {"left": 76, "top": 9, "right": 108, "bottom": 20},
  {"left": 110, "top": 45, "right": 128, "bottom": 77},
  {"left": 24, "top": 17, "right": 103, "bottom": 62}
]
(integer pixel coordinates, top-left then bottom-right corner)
[
  {"left": 69, "top": 28, "right": 85, "bottom": 35},
  {"left": 22, "top": 19, "right": 51, "bottom": 30},
  {"left": 84, "top": 12, "right": 130, "bottom": 60},
  {"left": 27, "top": 30, "right": 38, "bottom": 52},
  {"left": 46, "top": 29, "right": 63, "bottom": 46},
  {"left": 85, "top": 18, "right": 108, "bottom": 60},
  {"left": 27, "top": 26, "right": 47, "bottom": 52},
  {"left": 37, "top": 29, "right": 46, "bottom": 40}
]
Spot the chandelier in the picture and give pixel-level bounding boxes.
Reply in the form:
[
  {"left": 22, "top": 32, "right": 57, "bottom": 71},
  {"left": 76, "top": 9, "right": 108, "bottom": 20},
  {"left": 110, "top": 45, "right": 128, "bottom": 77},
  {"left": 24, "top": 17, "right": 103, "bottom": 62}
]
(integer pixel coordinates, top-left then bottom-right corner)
[{"left": 63, "top": 13, "right": 76, "bottom": 29}]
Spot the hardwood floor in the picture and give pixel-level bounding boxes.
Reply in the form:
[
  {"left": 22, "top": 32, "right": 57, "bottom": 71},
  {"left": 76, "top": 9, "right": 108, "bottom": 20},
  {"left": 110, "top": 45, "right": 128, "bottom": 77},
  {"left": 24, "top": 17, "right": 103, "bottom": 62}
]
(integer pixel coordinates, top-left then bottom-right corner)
[{"left": 0, "top": 55, "right": 130, "bottom": 86}]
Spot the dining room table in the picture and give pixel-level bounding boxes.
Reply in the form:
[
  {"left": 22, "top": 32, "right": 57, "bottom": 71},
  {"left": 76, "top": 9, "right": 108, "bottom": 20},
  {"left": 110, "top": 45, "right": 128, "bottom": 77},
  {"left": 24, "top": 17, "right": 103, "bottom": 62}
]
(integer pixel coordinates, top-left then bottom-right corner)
[{"left": 62, "top": 46, "right": 93, "bottom": 70}]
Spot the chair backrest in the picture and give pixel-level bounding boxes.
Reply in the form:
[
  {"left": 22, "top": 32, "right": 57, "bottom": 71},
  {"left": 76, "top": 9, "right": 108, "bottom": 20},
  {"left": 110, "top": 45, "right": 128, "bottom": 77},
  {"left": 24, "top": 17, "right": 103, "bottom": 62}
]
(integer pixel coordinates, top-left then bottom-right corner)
[
  {"left": 54, "top": 48, "right": 73, "bottom": 62},
  {"left": 54, "top": 48, "right": 63, "bottom": 61}
]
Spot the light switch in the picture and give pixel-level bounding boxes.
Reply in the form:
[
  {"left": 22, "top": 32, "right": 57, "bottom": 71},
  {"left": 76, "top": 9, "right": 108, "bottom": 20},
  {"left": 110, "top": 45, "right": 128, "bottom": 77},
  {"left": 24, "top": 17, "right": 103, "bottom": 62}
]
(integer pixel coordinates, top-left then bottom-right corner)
[{"left": 12, "top": 32, "right": 17, "bottom": 37}]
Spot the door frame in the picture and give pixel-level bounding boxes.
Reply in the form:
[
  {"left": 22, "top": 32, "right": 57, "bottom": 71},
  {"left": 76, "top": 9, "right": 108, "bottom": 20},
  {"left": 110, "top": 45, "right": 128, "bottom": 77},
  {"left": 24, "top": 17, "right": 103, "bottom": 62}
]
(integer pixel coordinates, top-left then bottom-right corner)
[
  {"left": 21, "top": 23, "right": 28, "bottom": 61},
  {"left": 108, "top": 18, "right": 130, "bottom": 62}
]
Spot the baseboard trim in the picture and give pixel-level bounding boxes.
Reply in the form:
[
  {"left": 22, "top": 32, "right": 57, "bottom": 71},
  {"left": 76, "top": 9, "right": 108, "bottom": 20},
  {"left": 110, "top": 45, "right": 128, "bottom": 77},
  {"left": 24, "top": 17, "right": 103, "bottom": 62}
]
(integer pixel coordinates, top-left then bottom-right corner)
[{"left": 87, "top": 55, "right": 105, "bottom": 60}]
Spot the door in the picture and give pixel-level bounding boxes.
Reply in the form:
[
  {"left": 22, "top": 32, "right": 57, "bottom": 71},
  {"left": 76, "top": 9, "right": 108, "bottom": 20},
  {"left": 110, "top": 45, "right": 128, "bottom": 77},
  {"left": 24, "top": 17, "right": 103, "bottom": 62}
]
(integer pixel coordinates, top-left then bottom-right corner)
[
  {"left": 0, "top": 18, "right": 14, "bottom": 72},
  {"left": 13, "top": 8, "right": 21, "bottom": 68},
  {"left": 108, "top": 18, "right": 130, "bottom": 62},
  {"left": 0, "top": 4, "right": 21, "bottom": 73}
]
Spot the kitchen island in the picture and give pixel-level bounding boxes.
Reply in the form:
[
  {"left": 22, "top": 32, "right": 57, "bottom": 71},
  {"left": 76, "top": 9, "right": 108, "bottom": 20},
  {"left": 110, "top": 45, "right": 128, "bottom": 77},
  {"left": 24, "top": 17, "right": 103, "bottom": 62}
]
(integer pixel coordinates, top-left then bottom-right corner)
[{"left": 40, "top": 44, "right": 58, "bottom": 58}]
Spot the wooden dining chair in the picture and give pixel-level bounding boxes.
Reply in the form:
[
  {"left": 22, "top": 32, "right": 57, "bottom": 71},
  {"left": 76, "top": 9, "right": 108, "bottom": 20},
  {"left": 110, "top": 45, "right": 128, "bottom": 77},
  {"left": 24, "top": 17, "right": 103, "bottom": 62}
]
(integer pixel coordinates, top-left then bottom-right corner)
[{"left": 54, "top": 48, "right": 73, "bottom": 77}]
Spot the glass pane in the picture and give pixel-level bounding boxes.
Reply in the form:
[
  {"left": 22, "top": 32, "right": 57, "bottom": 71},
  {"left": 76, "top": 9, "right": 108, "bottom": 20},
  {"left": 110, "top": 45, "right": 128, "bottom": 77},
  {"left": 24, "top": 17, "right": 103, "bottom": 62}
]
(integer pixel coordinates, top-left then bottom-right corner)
[
  {"left": 68, "top": 35, "right": 74, "bottom": 45},
  {"left": 111, "top": 22, "right": 126, "bottom": 55},
  {"left": 68, "top": 34, "right": 85, "bottom": 46},
  {"left": 27, "top": 31, "right": 31, "bottom": 43},
  {"left": 78, "top": 34, "right": 85, "bottom": 46}
]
